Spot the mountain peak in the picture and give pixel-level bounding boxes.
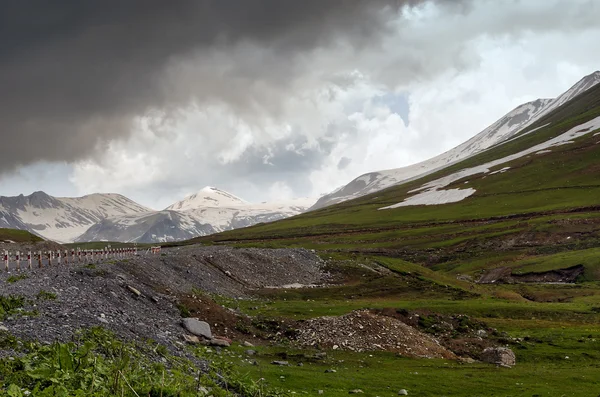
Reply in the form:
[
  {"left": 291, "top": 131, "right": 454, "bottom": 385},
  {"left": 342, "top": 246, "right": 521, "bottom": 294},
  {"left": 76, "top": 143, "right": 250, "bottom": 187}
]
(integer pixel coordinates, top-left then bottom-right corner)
[{"left": 165, "top": 187, "right": 248, "bottom": 211}]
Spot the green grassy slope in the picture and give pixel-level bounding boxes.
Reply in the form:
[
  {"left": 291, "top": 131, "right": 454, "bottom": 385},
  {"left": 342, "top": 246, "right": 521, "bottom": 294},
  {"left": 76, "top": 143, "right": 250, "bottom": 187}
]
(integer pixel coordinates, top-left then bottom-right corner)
[{"left": 0, "top": 228, "right": 43, "bottom": 243}]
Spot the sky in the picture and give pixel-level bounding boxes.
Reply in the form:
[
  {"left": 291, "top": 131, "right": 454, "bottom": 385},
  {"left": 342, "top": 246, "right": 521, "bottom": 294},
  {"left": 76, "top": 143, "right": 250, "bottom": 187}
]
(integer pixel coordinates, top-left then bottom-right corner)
[{"left": 0, "top": 0, "right": 599, "bottom": 210}]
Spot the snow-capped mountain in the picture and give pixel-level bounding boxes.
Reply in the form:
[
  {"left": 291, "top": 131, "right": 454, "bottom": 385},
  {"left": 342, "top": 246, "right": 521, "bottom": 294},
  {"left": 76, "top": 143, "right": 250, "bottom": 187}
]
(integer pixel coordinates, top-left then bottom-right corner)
[
  {"left": 311, "top": 71, "right": 600, "bottom": 210},
  {"left": 76, "top": 191, "right": 316, "bottom": 243},
  {"left": 165, "top": 186, "right": 248, "bottom": 211},
  {"left": 0, "top": 187, "right": 315, "bottom": 244},
  {"left": 0, "top": 191, "right": 152, "bottom": 242}
]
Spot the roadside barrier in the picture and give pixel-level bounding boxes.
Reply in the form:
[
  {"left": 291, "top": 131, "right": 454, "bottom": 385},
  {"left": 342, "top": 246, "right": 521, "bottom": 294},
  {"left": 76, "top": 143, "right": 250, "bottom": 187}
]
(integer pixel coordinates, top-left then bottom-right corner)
[{"left": 2, "top": 246, "right": 157, "bottom": 273}]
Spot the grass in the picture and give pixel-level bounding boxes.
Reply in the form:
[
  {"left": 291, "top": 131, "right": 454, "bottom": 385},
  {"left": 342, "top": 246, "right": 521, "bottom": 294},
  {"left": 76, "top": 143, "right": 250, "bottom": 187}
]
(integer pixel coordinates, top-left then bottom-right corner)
[
  {"left": 0, "top": 295, "right": 26, "bottom": 321},
  {"left": 219, "top": 339, "right": 600, "bottom": 397},
  {"left": 0, "top": 228, "right": 43, "bottom": 243},
  {"left": 36, "top": 290, "right": 57, "bottom": 301},
  {"left": 0, "top": 327, "right": 291, "bottom": 397},
  {"left": 6, "top": 274, "right": 29, "bottom": 284}
]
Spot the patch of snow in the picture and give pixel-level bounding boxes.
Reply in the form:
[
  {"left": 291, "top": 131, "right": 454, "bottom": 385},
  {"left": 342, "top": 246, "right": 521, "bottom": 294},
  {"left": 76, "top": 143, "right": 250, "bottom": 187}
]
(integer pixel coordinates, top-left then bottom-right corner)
[
  {"left": 489, "top": 167, "right": 511, "bottom": 175},
  {"left": 594, "top": 132, "right": 600, "bottom": 137},
  {"left": 380, "top": 188, "right": 476, "bottom": 209},
  {"left": 535, "top": 150, "right": 552, "bottom": 155},
  {"left": 381, "top": 116, "right": 600, "bottom": 210}
]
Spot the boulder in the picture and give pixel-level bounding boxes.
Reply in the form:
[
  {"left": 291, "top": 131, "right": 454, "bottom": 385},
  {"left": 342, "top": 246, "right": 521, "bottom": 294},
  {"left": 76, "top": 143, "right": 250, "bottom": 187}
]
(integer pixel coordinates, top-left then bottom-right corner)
[
  {"left": 271, "top": 361, "right": 289, "bottom": 366},
  {"left": 481, "top": 347, "right": 516, "bottom": 367},
  {"left": 209, "top": 338, "right": 231, "bottom": 347},
  {"left": 398, "top": 390, "right": 408, "bottom": 395},
  {"left": 182, "top": 318, "right": 212, "bottom": 339}
]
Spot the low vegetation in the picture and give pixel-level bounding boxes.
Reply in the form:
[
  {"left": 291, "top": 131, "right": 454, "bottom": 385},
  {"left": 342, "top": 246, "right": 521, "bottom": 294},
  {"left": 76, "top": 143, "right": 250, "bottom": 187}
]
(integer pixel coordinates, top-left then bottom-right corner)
[{"left": 0, "top": 228, "right": 43, "bottom": 243}]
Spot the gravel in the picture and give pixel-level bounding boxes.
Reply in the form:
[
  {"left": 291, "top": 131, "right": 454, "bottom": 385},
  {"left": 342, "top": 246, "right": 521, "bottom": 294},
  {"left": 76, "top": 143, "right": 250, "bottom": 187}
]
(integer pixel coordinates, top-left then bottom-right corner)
[
  {"left": 295, "top": 310, "right": 455, "bottom": 359},
  {"left": 0, "top": 244, "right": 327, "bottom": 351}
]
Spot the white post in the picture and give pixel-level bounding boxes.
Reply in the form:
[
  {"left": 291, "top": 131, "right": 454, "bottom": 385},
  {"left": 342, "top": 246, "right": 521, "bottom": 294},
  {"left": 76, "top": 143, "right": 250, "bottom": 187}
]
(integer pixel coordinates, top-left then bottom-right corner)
[
  {"left": 48, "top": 251, "right": 52, "bottom": 266},
  {"left": 57, "top": 250, "right": 61, "bottom": 265},
  {"left": 28, "top": 251, "right": 32, "bottom": 270},
  {"left": 4, "top": 251, "right": 8, "bottom": 272},
  {"left": 38, "top": 251, "right": 42, "bottom": 268},
  {"left": 16, "top": 251, "right": 20, "bottom": 271}
]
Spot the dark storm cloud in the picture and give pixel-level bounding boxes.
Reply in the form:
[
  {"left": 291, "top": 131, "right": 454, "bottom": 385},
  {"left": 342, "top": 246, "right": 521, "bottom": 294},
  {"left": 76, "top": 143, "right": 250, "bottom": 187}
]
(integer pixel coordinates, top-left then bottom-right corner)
[{"left": 0, "top": 0, "right": 424, "bottom": 172}]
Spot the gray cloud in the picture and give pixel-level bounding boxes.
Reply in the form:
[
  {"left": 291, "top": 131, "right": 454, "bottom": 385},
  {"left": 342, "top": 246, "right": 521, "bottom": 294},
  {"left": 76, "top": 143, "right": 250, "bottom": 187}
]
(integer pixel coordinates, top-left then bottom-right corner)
[
  {"left": 0, "top": 0, "right": 425, "bottom": 173},
  {"left": 337, "top": 157, "right": 352, "bottom": 170}
]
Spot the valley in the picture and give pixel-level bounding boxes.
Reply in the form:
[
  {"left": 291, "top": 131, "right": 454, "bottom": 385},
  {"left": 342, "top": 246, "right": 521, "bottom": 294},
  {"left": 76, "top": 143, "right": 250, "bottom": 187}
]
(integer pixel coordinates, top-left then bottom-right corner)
[{"left": 2, "top": 72, "right": 600, "bottom": 396}]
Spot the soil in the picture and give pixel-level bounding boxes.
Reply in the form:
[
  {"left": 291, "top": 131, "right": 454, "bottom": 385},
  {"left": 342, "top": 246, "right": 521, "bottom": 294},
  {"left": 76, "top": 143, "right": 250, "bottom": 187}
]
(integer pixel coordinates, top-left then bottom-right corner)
[
  {"left": 477, "top": 264, "right": 584, "bottom": 284},
  {"left": 295, "top": 309, "right": 456, "bottom": 359}
]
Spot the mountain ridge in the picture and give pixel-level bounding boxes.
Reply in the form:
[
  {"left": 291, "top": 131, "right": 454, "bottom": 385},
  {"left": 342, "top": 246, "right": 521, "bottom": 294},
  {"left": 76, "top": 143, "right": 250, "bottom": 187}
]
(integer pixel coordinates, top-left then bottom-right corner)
[
  {"left": 311, "top": 71, "right": 600, "bottom": 210},
  {"left": 0, "top": 188, "right": 315, "bottom": 244}
]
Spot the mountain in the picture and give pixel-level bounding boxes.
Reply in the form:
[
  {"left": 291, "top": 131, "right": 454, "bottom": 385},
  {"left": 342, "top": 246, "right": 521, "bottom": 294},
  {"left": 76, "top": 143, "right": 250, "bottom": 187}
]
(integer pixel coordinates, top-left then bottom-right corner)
[
  {"left": 311, "top": 71, "right": 600, "bottom": 210},
  {"left": 76, "top": 193, "right": 315, "bottom": 243},
  {"left": 0, "top": 186, "right": 314, "bottom": 244},
  {"left": 165, "top": 186, "right": 248, "bottom": 211},
  {"left": 0, "top": 192, "right": 152, "bottom": 243},
  {"left": 198, "top": 73, "right": 600, "bottom": 284}
]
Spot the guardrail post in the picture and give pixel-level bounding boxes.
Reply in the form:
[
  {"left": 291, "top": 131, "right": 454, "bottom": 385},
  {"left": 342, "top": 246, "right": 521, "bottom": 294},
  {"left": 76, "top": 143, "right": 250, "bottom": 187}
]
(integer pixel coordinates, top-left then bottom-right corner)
[
  {"left": 38, "top": 251, "right": 42, "bottom": 268},
  {"left": 27, "top": 251, "right": 32, "bottom": 269},
  {"left": 16, "top": 251, "right": 20, "bottom": 272}
]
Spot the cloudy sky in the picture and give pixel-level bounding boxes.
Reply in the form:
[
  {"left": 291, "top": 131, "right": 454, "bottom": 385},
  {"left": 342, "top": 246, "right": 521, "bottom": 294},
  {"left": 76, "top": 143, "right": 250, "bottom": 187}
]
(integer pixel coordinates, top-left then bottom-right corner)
[{"left": 0, "top": 0, "right": 599, "bottom": 210}]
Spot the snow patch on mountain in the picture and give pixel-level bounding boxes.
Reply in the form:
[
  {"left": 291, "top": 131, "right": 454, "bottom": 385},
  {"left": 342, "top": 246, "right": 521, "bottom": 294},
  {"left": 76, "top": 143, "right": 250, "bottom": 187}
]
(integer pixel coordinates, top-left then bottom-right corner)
[
  {"left": 380, "top": 116, "right": 600, "bottom": 210},
  {"left": 380, "top": 188, "right": 476, "bottom": 209}
]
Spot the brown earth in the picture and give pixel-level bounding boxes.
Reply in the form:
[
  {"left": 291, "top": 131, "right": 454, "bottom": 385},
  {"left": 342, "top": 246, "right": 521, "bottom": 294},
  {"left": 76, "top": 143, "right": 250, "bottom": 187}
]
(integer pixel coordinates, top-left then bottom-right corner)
[
  {"left": 477, "top": 264, "right": 584, "bottom": 284},
  {"left": 295, "top": 309, "right": 456, "bottom": 359}
]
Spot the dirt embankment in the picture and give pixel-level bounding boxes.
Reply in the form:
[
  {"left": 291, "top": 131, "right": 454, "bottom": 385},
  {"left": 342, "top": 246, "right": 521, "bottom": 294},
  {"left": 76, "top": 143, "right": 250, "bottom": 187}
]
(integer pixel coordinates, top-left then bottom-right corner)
[{"left": 477, "top": 264, "right": 584, "bottom": 284}]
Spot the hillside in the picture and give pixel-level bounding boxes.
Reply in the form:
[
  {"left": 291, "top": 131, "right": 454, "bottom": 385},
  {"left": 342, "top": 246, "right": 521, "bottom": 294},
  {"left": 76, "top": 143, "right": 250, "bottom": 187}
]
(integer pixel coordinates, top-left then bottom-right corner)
[
  {"left": 197, "top": 76, "right": 600, "bottom": 283},
  {"left": 312, "top": 71, "right": 600, "bottom": 210}
]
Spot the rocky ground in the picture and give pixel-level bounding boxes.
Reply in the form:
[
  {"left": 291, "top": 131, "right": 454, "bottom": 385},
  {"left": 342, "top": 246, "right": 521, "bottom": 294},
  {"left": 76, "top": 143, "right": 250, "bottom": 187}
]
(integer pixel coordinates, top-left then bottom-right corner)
[
  {"left": 0, "top": 245, "right": 326, "bottom": 350},
  {"left": 295, "top": 310, "right": 456, "bottom": 359}
]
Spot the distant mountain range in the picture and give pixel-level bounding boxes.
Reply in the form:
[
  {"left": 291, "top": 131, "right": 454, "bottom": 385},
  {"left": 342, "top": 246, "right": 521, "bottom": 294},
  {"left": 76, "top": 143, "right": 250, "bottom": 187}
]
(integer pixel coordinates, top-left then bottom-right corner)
[
  {"left": 311, "top": 71, "right": 600, "bottom": 210},
  {"left": 0, "top": 187, "right": 315, "bottom": 243}
]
